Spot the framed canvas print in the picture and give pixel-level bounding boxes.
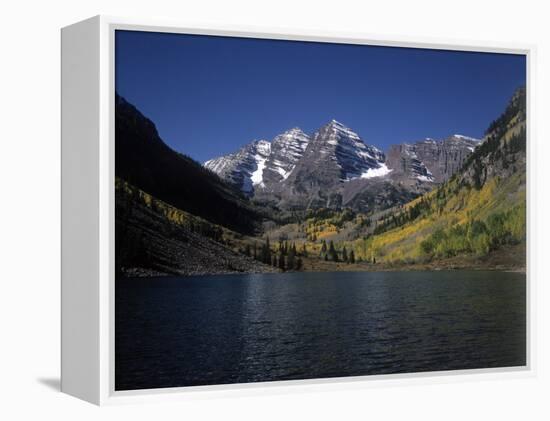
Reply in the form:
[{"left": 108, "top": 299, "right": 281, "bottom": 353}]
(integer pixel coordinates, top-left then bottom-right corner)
[{"left": 61, "top": 16, "right": 533, "bottom": 405}]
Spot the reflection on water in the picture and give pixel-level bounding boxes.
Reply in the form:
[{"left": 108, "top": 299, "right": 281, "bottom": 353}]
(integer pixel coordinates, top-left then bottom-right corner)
[{"left": 115, "top": 271, "right": 526, "bottom": 391}]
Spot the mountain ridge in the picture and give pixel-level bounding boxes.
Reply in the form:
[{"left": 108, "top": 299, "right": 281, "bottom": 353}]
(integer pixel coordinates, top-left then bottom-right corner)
[{"left": 205, "top": 119, "right": 480, "bottom": 213}]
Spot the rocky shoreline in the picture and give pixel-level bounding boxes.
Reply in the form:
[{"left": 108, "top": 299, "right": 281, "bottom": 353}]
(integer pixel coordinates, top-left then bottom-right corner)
[{"left": 121, "top": 261, "right": 279, "bottom": 278}]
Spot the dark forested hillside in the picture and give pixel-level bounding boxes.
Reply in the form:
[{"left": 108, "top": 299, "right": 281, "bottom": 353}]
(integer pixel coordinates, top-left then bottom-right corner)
[
  {"left": 115, "top": 94, "right": 263, "bottom": 234},
  {"left": 115, "top": 179, "right": 277, "bottom": 277}
]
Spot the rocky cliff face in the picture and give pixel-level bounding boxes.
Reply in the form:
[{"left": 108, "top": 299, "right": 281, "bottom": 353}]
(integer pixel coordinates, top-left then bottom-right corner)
[{"left": 386, "top": 135, "right": 480, "bottom": 187}]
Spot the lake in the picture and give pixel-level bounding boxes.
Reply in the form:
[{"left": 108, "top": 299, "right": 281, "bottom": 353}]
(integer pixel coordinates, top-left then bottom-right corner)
[{"left": 115, "top": 271, "right": 526, "bottom": 391}]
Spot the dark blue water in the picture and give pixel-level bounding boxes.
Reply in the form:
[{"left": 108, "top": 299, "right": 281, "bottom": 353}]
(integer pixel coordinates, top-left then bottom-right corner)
[{"left": 115, "top": 271, "right": 526, "bottom": 391}]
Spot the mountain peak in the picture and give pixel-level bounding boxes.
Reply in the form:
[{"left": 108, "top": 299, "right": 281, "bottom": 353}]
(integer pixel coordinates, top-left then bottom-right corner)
[
  {"left": 284, "top": 127, "right": 306, "bottom": 135},
  {"left": 273, "top": 127, "right": 310, "bottom": 146},
  {"left": 322, "top": 119, "right": 363, "bottom": 143},
  {"left": 327, "top": 119, "right": 348, "bottom": 129}
]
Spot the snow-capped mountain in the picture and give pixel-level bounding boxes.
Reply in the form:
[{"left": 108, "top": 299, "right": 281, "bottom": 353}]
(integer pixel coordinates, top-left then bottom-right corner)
[
  {"left": 266, "top": 120, "right": 389, "bottom": 210},
  {"left": 205, "top": 127, "right": 312, "bottom": 194},
  {"left": 204, "top": 120, "right": 479, "bottom": 212},
  {"left": 205, "top": 120, "right": 387, "bottom": 197},
  {"left": 204, "top": 139, "right": 271, "bottom": 194}
]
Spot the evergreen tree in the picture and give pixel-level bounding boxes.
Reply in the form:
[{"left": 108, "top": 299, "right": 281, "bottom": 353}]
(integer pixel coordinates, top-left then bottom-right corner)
[
  {"left": 349, "top": 250, "right": 355, "bottom": 264},
  {"left": 263, "top": 237, "right": 271, "bottom": 264},
  {"left": 302, "top": 243, "right": 308, "bottom": 257},
  {"left": 288, "top": 245, "right": 296, "bottom": 270},
  {"left": 278, "top": 251, "right": 286, "bottom": 271},
  {"left": 329, "top": 241, "right": 338, "bottom": 262},
  {"left": 296, "top": 257, "right": 303, "bottom": 270},
  {"left": 245, "top": 244, "right": 251, "bottom": 257},
  {"left": 342, "top": 246, "right": 348, "bottom": 263}
]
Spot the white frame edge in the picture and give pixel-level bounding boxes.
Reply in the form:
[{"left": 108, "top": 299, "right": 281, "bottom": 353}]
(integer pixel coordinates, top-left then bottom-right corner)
[
  {"left": 61, "top": 16, "right": 101, "bottom": 405},
  {"left": 61, "top": 14, "right": 536, "bottom": 406}
]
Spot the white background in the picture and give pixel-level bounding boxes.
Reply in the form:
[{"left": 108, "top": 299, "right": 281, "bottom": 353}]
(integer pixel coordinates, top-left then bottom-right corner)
[{"left": 1, "top": 0, "right": 548, "bottom": 419}]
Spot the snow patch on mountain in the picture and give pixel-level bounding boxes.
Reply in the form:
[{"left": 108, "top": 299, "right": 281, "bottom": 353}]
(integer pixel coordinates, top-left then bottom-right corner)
[
  {"left": 275, "top": 165, "right": 290, "bottom": 179},
  {"left": 361, "top": 163, "right": 392, "bottom": 179},
  {"left": 250, "top": 155, "right": 267, "bottom": 186},
  {"left": 417, "top": 166, "right": 434, "bottom": 182},
  {"left": 453, "top": 134, "right": 480, "bottom": 142}
]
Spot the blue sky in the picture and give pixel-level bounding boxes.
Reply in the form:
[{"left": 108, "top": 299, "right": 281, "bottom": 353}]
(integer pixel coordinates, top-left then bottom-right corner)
[{"left": 115, "top": 30, "right": 526, "bottom": 163}]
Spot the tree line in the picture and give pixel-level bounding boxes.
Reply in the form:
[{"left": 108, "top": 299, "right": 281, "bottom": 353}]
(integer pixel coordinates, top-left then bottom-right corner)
[
  {"left": 319, "top": 239, "right": 356, "bottom": 263},
  {"left": 244, "top": 238, "right": 305, "bottom": 271}
]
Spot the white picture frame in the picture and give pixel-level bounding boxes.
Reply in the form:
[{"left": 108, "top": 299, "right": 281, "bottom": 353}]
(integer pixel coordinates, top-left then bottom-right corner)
[{"left": 61, "top": 15, "right": 535, "bottom": 406}]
